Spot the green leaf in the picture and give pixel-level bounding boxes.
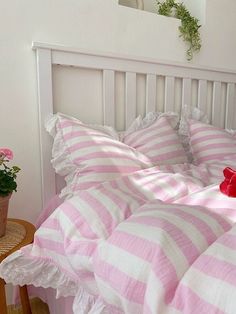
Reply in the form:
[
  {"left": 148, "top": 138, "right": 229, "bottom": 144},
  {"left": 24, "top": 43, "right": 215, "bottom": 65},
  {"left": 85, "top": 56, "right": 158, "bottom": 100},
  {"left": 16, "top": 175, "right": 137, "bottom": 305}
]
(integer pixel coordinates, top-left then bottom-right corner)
[{"left": 156, "top": 0, "right": 201, "bottom": 60}]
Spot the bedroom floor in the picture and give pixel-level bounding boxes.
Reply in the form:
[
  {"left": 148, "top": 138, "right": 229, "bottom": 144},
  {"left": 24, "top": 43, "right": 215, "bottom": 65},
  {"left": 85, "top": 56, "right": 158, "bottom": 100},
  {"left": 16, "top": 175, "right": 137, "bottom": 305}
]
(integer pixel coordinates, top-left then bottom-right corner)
[{"left": 7, "top": 298, "right": 49, "bottom": 314}]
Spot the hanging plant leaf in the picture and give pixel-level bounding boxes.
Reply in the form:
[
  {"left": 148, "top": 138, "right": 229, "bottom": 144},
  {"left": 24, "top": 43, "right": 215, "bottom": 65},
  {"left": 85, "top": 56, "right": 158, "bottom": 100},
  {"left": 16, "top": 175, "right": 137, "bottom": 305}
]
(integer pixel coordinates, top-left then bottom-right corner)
[{"left": 156, "top": 0, "right": 201, "bottom": 60}]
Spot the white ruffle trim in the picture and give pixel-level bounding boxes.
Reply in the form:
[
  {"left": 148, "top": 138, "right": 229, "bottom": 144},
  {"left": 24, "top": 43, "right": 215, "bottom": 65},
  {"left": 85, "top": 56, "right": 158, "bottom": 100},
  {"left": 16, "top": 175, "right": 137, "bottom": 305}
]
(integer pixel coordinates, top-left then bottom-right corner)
[
  {"left": 45, "top": 113, "right": 77, "bottom": 177},
  {"left": 0, "top": 248, "right": 78, "bottom": 298},
  {"left": 179, "top": 104, "right": 209, "bottom": 137},
  {"left": 73, "top": 294, "right": 106, "bottom": 314},
  {"left": 45, "top": 112, "right": 120, "bottom": 178},
  {"left": 45, "top": 112, "right": 119, "bottom": 140},
  {"left": 178, "top": 105, "right": 209, "bottom": 163},
  {"left": 120, "top": 111, "right": 179, "bottom": 140},
  {"left": 0, "top": 247, "right": 117, "bottom": 314}
]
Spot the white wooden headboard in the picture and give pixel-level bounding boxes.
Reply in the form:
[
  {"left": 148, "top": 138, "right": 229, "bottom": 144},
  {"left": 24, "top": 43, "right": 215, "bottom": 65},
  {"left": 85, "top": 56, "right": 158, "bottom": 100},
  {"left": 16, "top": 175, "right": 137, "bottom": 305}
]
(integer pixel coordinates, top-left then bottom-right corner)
[{"left": 32, "top": 42, "right": 236, "bottom": 208}]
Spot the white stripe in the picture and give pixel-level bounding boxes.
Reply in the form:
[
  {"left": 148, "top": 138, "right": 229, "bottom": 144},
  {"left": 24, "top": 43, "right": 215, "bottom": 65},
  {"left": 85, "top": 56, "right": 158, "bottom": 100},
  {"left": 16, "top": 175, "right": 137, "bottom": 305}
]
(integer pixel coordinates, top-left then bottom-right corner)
[
  {"left": 117, "top": 221, "right": 189, "bottom": 279},
  {"left": 94, "top": 276, "right": 142, "bottom": 313},
  {"left": 181, "top": 269, "right": 236, "bottom": 313}
]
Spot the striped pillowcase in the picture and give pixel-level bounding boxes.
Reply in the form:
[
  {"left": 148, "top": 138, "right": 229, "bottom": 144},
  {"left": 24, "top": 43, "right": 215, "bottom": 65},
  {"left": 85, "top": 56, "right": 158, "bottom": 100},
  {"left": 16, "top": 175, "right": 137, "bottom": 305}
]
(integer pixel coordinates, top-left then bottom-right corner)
[
  {"left": 188, "top": 119, "right": 236, "bottom": 164},
  {"left": 122, "top": 116, "right": 188, "bottom": 165},
  {"left": 46, "top": 114, "right": 153, "bottom": 196}
]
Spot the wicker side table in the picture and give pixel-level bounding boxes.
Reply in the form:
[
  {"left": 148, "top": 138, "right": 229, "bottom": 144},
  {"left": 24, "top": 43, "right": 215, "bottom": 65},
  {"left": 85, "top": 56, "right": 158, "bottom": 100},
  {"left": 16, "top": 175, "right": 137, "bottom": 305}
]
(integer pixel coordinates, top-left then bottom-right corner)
[{"left": 0, "top": 218, "right": 36, "bottom": 314}]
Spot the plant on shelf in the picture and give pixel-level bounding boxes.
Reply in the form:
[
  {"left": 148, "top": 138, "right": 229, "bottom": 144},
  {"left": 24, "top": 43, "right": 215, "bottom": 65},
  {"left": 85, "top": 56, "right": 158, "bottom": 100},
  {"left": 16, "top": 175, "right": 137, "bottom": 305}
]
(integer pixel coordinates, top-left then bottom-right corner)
[
  {"left": 0, "top": 148, "right": 20, "bottom": 197},
  {"left": 156, "top": 0, "right": 201, "bottom": 60}
]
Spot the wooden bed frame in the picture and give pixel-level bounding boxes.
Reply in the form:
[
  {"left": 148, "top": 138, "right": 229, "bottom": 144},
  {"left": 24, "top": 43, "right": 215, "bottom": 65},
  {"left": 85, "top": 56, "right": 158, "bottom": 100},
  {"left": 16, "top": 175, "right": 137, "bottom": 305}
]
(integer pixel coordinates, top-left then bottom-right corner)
[{"left": 32, "top": 41, "right": 236, "bottom": 208}]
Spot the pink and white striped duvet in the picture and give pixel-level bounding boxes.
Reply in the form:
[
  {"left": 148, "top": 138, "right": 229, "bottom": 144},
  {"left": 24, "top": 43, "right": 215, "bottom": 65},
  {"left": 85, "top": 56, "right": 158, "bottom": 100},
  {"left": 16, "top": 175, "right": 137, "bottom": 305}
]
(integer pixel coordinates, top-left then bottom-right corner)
[
  {"left": 1, "top": 161, "right": 236, "bottom": 314},
  {"left": 93, "top": 201, "right": 232, "bottom": 313}
]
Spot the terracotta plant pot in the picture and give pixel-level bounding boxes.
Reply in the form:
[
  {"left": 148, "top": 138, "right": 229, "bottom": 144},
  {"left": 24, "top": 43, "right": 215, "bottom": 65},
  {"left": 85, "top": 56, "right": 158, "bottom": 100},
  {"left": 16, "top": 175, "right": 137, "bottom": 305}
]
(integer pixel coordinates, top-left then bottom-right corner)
[{"left": 0, "top": 194, "right": 11, "bottom": 237}]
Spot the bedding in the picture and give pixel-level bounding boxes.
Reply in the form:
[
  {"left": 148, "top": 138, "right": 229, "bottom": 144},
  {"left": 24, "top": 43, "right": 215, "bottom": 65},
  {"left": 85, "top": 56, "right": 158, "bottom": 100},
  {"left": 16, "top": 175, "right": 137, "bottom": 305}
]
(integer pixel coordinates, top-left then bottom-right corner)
[
  {"left": 179, "top": 104, "right": 236, "bottom": 165},
  {"left": 187, "top": 119, "right": 236, "bottom": 164},
  {"left": 178, "top": 104, "right": 209, "bottom": 163},
  {"left": 47, "top": 112, "right": 189, "bottom": 198},
  {"left": 47, "top": 113, "right": 153, "bottom": 197},
  {"left": 1, "top": 160, "right": 236, "bottom": 313},
  {"left": 122, "top": 115, "right": 187, "bottom": 165}
]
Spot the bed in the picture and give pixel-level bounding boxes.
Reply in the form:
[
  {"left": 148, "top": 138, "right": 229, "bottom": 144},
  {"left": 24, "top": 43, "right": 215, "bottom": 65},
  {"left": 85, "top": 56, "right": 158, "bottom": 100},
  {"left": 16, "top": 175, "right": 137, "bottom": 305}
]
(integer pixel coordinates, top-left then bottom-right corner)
[{"left": 0, "top": 42, "right": 236, "bottom": 314}]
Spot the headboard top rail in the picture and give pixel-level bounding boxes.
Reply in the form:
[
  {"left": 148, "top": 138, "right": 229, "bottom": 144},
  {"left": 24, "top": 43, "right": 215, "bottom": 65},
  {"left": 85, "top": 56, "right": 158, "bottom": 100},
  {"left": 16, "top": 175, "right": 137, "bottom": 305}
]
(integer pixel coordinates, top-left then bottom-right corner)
[{"left": 32, "top": 42, "right": 236, "bottom": 82}]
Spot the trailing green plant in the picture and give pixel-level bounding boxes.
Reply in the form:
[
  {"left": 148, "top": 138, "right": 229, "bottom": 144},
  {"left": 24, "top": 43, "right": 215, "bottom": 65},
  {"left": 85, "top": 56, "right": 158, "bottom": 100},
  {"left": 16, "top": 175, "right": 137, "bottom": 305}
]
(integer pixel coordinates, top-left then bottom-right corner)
[{"left": 156, "top": 0, "right": 201, "bottom": 60}]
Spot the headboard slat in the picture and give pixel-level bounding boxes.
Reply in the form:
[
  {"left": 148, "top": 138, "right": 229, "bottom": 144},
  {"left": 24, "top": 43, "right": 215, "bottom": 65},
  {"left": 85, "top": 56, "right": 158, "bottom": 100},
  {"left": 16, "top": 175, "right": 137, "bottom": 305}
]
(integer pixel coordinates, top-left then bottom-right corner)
[
  {"left": 225, "top": 83, "right": 236, "bottom": 129},
  {"left": 198, "top": 79, "right": 207, "bottom": 110},
  {"left": 182, "top": 78, "right": 192, "bottom": 108},
  {"left": 103, "top": 70, "right": 115, "bottom": 127},
  {"left": 125, "top": 72, "right": 137, "bottom": 129},
  {"left": 212, "top": 81, "right": 223, "bottom": 128},
  {"left": 146, "top": 74, "right": 157, "bottom": 113},
  {"left": 164, "top": 76, "right": 175, "bottom": 112}
]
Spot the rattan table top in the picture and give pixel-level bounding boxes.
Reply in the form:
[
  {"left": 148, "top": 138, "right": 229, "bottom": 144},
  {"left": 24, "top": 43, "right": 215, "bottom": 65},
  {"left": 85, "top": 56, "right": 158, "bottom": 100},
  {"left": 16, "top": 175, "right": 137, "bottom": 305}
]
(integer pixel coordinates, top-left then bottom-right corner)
[
  {"left": 0, "top": 218, "right": 36, "bottom": 262},
  {"left": 0, "top": 221, "right": 26, "bottom": 256}
]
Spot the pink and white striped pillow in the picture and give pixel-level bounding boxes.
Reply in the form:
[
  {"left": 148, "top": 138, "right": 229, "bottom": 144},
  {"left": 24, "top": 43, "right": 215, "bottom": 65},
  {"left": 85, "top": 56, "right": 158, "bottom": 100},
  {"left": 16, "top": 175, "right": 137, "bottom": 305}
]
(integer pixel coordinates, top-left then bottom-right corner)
[
  {"left": 122, "top": 116, "right": 188, "bottom": 165},
  {"left": 46, "top": 114, "right": 153, "bottom": 196},
  {"left": 188, "top": 119, "right": 236, "bottom": 164}
]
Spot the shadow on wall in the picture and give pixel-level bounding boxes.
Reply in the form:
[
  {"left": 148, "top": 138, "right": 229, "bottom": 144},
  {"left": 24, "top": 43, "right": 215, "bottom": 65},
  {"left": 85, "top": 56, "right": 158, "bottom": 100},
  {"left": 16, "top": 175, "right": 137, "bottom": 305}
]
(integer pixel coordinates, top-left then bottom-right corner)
[{"left": 119, "top": 0, "right": 144, "bottom": 10}]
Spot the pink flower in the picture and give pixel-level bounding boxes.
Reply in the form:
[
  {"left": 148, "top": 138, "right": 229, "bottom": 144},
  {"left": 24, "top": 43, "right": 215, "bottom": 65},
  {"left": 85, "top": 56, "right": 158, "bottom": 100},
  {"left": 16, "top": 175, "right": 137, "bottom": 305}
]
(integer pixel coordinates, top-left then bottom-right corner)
[{"left": 0, "top": 148, "right": 13, "bottom": 160}]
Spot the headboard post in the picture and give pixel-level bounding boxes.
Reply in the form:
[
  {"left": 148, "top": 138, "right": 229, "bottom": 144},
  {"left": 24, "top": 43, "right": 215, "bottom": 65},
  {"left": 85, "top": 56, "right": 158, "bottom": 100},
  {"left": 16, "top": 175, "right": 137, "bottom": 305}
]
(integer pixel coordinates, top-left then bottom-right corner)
[{"left": 35, "top": 47, "right": 56, "bottom": 208}]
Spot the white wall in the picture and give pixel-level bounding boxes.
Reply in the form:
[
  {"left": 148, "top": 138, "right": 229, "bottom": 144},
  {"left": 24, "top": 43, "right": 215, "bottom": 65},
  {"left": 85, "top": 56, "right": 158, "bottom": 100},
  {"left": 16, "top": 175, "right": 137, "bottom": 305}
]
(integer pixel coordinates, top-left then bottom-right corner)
[{"left": 0, "top": 0, "right": 236, "bottom": 224}]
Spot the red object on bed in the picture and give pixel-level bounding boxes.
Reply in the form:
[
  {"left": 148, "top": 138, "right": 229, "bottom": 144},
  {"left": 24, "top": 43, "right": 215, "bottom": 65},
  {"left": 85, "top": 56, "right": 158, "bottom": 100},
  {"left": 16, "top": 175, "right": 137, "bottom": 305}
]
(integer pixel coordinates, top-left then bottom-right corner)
[{"left": 220, "top": 167, "right": 236, "bottom": 197}]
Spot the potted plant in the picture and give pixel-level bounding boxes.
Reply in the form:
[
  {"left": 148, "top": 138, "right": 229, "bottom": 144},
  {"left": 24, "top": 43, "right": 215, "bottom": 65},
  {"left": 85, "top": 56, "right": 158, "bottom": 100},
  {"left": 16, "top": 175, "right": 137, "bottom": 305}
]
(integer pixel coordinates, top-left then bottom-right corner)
[
  {"left": 0, "top": 148, "right": 20, "bottom": 237},
  {"left": 156, "top": 0, "right": 201, "bottom": 60}
]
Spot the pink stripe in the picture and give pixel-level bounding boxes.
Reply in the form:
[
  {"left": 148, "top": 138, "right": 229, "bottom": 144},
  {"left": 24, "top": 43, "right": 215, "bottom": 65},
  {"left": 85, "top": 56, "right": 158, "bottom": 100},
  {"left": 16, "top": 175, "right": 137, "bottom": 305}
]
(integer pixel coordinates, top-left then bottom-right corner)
[
  {"left": 71, "top": 181, "right": 101, "bottom": 191},
  {"left": 64, "top": 238, "right": 97, "bottom": 257},
  {"left": 180, "top": 195, "right": 236, "bottom": 209},
  {"left": 96, "top": 186, "right": 132, "bottom": 219},
  {"left": 137, "top": 127, "right": 171, "bottom": 145},
  {"left": 79, "top": 191, "right": 115, "bottom": 234},
  {"left": 188, "top": 206, "right": 232, "bottom": 232},
  {"left": 25, "top": 247, "right": 80, "bottom": 281},
  {"left": 191, "top": 134, "right": 229, "bottom": 146},
  {"left": 171, "top": 284, "right": 225, "bottom": 314},
  {"left": 194, "top": 254, "right": 236, "bottom": 286},
  {"left": 197, "top": 152, "right": 236, "bottom": 163},
  {"left": 151, "top": 174, "right": 196, "bottom": 202},
  {"left": 130, "top": 128, "right": 173, "bottom": 148},
  {"left": 74, "top": 151, "right": 142, "bottom": 162},
  {"left": 68, "top": 139, "right": 119, "bottom": 152},
  {"left": 178, "top": 196, "right": 236, "bottom": 222},
  {"left": 130, "top": 216, "right": 200, "bottom": 264},
  {"left": 155, "top": 206, "right": 222, "bottom": 244},
  {"left": 135, "top": 128, "right": 175, "bottom": 149},
  {"left": 81, "top": 165, "right": 141, "bottom": 173},
  {"left": 41, "top": 217, "right": 59, "bottom": 230},
  {"left": 108, "top": 230, "right": 179, "bottom": 303},
  {"left": 59, "top": 120, "right": 82, "bottom": 128},
  {"left": 218, "top": 233, "right": 236, "bottom": 250},
  {"left": 60, "top": 201, "right": 98, "bottom": 239},
  {"left": 122, "top": 176, "right": 149, "bottom": 201},
  {"left": 150, "top": 149, "right": 185, "bottom": 163},
  {"left": 143, "top": 301, "right": 152, "bottom": 314},
  {"left": 190, "top": 124, "right": 222, "bottom": 135},
  {"left": 141, "top": 138, "right": 180, "bottom": 154},
  {"left": 110, "top": 180, "right": 145, "bottom": 206},
  {"left": 94, "top": 259, "right": 146, "bottom": 304},
  {"left": 124, "top": 118, "right": 167, "bottom": 146},
  {"left": 63, "top": 130, "right": 111, "bottom": 140},
  {"left": 194, "top": 142, "right": 235, "bottom": 152},
  {"left": 34, "top": 237, "right": 65, "bottom": 255}
]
